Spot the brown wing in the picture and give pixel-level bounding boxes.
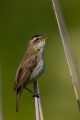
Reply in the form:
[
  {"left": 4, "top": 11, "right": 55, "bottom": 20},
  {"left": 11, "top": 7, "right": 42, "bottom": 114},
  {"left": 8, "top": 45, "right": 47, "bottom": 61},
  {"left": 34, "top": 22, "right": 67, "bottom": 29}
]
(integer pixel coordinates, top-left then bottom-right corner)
[{"left": 14, "top": 54, "right": 37, "bottom": 91}]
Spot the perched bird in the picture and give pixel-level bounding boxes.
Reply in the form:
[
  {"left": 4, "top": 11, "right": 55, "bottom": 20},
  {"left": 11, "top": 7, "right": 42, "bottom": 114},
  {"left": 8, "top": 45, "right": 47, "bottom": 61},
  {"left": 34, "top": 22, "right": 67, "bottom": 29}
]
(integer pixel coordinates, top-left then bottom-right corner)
[{"left": 14, "top": 35, "right": 47, "bottom": 112}]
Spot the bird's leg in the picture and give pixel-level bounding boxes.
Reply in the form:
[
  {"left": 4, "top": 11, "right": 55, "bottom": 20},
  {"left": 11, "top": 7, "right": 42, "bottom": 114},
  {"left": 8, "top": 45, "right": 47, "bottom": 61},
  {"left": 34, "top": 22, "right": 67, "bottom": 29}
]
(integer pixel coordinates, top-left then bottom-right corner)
[
  {"left": 33, "top": 81, "right": 39, "bottom": 98},
  {"left": 24, "top": 87, "right": 34, "bottom": 94}
]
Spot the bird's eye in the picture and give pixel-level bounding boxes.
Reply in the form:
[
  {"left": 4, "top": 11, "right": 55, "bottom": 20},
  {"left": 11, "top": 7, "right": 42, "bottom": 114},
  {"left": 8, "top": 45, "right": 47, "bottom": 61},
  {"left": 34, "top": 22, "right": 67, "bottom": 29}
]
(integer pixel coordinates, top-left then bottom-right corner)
[
  {"left": 36, "top": 38, "right": 39, "bottom": 41},
  {"left": 34, "top": 38, "right": 39, "bottom": 43}
]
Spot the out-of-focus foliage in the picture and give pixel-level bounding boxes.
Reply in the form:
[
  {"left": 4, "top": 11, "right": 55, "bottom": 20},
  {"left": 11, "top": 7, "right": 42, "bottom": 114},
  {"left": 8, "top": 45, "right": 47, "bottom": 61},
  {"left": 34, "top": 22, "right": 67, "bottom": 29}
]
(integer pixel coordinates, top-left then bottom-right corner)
[{"left": 0, "top": 0, "right": 80, "bottom": 120}]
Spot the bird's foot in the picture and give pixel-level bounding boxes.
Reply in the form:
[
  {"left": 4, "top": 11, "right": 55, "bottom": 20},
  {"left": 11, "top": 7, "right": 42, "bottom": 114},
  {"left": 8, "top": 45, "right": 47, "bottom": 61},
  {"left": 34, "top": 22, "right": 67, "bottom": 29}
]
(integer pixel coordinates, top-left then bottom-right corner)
[
  {"left": 32, "top": 94, "right": 39, "bottom": 98},
  {"left": 24, "top": 87, "right": 39, "bottom": 98}
]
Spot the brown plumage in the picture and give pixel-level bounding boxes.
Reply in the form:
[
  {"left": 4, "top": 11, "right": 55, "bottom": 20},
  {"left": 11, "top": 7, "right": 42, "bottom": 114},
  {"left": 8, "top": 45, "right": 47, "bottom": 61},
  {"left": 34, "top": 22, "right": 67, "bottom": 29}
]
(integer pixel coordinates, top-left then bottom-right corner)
[
  {"left": 14, "top": 50, "right": 38, "bottom": 112},
  {"left": 14, "top": 35, "right": 47, "bottom": 112}
]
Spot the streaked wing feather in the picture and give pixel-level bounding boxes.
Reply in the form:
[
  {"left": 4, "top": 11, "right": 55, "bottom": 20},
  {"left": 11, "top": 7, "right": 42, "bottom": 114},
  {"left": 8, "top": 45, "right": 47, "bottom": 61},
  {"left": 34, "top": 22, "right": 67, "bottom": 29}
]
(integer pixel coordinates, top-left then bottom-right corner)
[
  {"left": 14, "top": 66, "right": 23, "bottom": 90},
  {"left": 14, "top": 54, "right": 37, "bottom": 90}
]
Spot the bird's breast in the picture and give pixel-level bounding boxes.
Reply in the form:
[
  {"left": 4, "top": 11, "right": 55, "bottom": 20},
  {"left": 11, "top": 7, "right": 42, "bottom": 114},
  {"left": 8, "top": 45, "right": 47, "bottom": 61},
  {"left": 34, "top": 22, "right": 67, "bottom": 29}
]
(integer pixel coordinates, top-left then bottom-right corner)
[
  {"left": 30, "top": 59, "right": 44, "bottom": 81},
  {"left": 37, "top": 59, "right": 44, "bottom": 76}
]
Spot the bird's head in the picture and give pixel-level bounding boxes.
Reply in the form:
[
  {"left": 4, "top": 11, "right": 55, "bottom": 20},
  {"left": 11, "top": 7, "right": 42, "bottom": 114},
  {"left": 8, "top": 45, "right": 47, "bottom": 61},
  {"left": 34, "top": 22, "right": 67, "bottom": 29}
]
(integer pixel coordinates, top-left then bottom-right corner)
[{"left": 29, "top": 35, "right": 48, "bottom": 51}]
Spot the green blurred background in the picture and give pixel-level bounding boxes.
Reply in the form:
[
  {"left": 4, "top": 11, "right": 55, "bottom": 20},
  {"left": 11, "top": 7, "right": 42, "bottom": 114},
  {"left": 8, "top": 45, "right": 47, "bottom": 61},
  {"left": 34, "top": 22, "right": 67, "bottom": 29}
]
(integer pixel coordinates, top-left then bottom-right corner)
[{"left": 0, "top": 0, "right": 80, "bottom": 120}]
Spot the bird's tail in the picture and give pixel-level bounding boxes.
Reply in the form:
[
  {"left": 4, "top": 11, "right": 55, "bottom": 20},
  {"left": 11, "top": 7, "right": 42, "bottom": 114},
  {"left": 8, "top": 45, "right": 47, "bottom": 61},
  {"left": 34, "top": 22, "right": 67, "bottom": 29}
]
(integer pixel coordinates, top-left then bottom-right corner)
[{"left": 16, "top": 89, "right": 22, "bottom": 112}]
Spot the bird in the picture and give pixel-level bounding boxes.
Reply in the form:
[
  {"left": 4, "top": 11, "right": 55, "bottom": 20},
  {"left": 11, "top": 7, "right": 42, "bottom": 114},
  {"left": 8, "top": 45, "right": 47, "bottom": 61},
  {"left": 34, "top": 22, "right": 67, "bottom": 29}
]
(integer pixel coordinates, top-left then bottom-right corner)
[{"left": 14, "top": 35, "right": 48, "bottom": 112}]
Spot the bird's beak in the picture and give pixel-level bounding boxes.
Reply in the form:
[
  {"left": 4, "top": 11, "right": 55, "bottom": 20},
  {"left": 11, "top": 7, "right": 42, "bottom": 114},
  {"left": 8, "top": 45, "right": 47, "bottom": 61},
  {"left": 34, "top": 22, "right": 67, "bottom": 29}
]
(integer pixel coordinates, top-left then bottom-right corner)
[{"left": 41, "top": 36, "right": 48, "bottom": 41}]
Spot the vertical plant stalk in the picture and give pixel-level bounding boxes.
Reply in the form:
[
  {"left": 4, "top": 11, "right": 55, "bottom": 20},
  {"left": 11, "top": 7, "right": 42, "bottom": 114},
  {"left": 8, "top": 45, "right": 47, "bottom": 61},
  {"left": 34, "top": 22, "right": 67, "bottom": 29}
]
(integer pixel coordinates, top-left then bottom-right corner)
[
  {"left": 34, "top": 81, "right": 44, "bottom": 120},
  {"left": 0, "top": 64, "right": 3, "bottom": 120},
  {"left": 52, "top": 0, "right": 80, "bottom": 109}
]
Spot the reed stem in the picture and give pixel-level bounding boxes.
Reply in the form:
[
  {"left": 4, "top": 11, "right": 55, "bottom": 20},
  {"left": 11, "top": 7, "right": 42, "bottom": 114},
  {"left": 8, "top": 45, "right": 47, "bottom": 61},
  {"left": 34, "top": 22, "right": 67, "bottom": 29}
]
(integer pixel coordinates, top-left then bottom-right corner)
[
  {"left": 34, "top": 81, "right": 44, "bottom": 120},
  {"left": 52, "top": 0, "right": 80, "bottom": 109}
]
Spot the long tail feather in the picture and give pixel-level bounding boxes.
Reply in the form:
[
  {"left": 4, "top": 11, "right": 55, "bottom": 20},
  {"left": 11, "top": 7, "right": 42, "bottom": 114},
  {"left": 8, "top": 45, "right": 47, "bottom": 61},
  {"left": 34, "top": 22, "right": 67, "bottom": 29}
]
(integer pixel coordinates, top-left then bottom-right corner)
[{"left": 16, "top": 88, "right": 22, "bottom": 112}]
